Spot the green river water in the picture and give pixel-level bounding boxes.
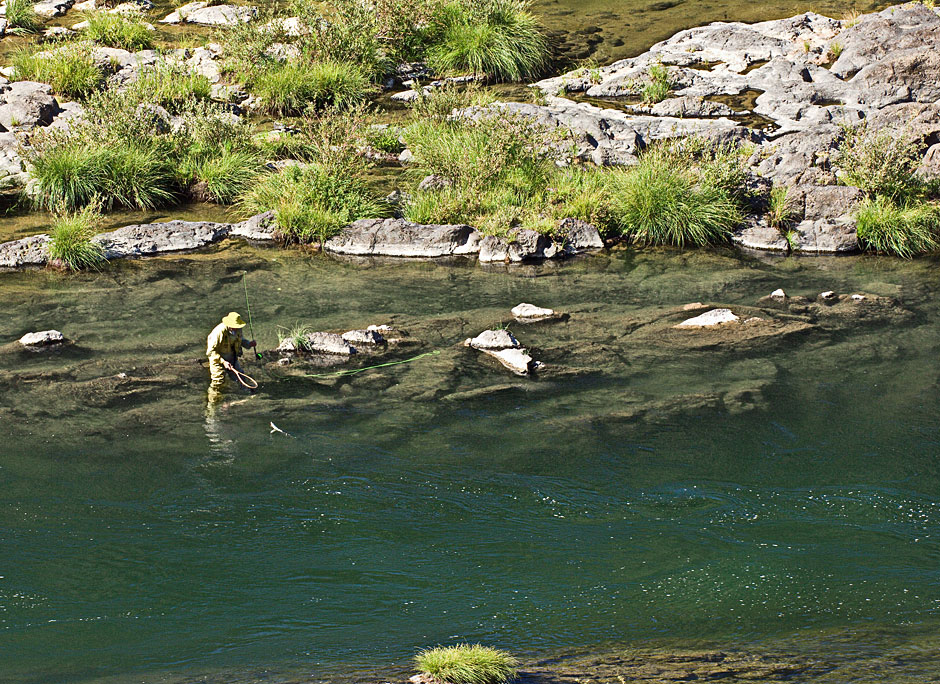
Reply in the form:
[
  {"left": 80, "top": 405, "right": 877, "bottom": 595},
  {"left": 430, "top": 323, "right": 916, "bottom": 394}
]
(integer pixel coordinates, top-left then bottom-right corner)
[
  {"left": 4, "top": 0, "right": 937, "bottom": 681},
  {"left": 4, "top": 241, "right": 940, "bottom": 683}
]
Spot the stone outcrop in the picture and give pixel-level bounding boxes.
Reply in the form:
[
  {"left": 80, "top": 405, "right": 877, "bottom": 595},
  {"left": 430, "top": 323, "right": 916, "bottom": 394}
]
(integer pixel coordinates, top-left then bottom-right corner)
[
  {"left": 324, "top": 218, "right": 482, "bottom": 257},
  {"left": 93, "top": 221, "right": 231, "bottom": 259},
  {"left": 512, "top": 303, "right": 556, "bottom": 320},
  {"left": 277, "top": 332, "right": 356, "bottom": 355},
  {"left": 161, "top": 2, "right": 256, "bottom": 25},
  {"left": 18, "top": 330, "right": 66, "bottom": 347},
  {"left": 0, "top": 234, "right": 50, "bottom": 269}
]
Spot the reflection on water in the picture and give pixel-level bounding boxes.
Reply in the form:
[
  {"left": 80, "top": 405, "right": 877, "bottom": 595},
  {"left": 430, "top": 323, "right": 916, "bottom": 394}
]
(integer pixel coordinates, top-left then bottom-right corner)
[{"left": 3, "top": 242, "right": 940, "bottom": 682}]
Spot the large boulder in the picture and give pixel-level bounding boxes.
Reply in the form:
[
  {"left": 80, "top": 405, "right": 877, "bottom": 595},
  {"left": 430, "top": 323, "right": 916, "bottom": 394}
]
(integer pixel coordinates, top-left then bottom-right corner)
[
  {"left": 18, "top": 330, "right": 66, "bottom": 347},
  {"left": 0, "top": 81, "right": 60, "bottom": 131},
  {"left": 93, "top": 221, "right": 231, "bottom": 258},
  {"left": 324, "top": 218, "right": 481, "bottom": 257},
  {"left": 0, "top": 234, "right": 50, "bottom": 268},
  {"left": 161, "top": 2, "right": 256, "bottom": 25}
]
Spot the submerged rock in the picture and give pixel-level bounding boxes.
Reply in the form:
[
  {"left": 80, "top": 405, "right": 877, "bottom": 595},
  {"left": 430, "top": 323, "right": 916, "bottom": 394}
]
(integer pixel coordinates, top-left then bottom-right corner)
[
  {"left": 18, "top": 330, "right": 66, "bottom": 347},
  {"left": 324, "top": 218, "right": 481, "bottom": 258},
  {"left": 93, "top": 221, "right": 231, "bottom": 258},
  {"left": 480, "top": 347, "right": 537, "bottom": 375},
  {"left": 277, "top": 332, "right": 356, "bottom": 355},
  {"left": 676, "top": 308, "right": 740, "bottom": 328}
]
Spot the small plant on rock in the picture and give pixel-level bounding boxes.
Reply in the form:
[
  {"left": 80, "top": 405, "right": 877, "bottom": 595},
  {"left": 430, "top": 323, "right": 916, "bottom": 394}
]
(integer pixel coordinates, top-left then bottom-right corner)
[
  {"left": 12, "top": 43, "right": 103, "bottom": 98},
  {"left": 83, "top": 11, "right": 154, "bottom": 51},
  {"left": 415, "top": 644, "right": 518, "bottom": 684},
  {"left": 5, "top": 0, "right": 42, "bottom": 34},
  {"left": 836, "top": 123, "right": 925, "bottom": 201},
  {"left": 767, "top": 185, "right": 798, "bottom": 230},
  {"left": 642, "top": 62, "right": 671, "bottom": 103},
  {"left": 46, "top": 200, "right": 107, "bottom": 271}
]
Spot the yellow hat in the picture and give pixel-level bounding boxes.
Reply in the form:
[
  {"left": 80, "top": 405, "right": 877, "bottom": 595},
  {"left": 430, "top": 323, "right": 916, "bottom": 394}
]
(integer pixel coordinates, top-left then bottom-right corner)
[{"left": 222, "top": 311, "right": 247, "bottom": 328}]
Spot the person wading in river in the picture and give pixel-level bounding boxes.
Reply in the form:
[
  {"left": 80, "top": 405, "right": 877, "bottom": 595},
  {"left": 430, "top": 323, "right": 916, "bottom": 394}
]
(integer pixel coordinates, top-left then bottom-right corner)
[{"left": 206, "top": 311, "right": 257, "bottom": 405}]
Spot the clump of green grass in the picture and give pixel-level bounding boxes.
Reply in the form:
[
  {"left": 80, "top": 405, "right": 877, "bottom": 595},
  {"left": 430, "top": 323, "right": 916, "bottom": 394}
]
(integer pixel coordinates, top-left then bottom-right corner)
[
  {"left": 240, "top": 164, "right": 389, "bottom": 245},
  {"left": 606, "top": 150, "right": 741, "bottom": 247},
  {"left": 186, "top": 149, "right": 263, "bottom": 203},
  {"left": 827, "top": 41, "right": 843, "bottom": 62},
  {"left": 46, "top": 200, "right": 107, "bottom": 271},
  {"left": 642, "top": 62, "right": 671, "bottom": 103},
  {"left": 836, "top": 123, "right": 925, "bottom": 201},
  {"left": 5, "top": 0, "right": 42, "bottom": 34},
  {"left": 427, "top": 0, "right": 548, "bottom": 81},
  {"left": 415, "top": 644, "right": 518, "bottom": 684},
  {"left": 767, "top": 185, "right": 798, "bottom": 230},
  {"left": 409, "top": 81, "right": 497, "bottom": 121},
  {"left": 12, "top": 43, "right": 103, "bottom": 98},
  {"left": 365, "top": 126, "right": 404, "bottom": 154},
  {"left": 855, "top": 197, "right": 940, "bottom": 257},
  {"left": 129, "top": 60, "right": 212, "bottom": 113},
  {"left": 83, "top": 11, "right": 154, "bottom": 50},
  {"left": 252, "top": 59, "right": 371, "bottom": 115}
]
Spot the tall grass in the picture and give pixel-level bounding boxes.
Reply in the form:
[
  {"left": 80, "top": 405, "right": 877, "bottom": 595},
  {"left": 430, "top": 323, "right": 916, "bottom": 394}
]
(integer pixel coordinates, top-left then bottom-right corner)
[
  {"left": 240, "top": 164, "right": 389, "bottom": 244},
  {"left": 855, "top": 197, "right": 940, "bottom": 257},
  {"left": 83, "top": 11, "right": 154, "bottom": 50},
  {"left": 767, "top": 185, "right": 797, "bottom": 230},
  {"left": 428, "top": 0, "right": 548, "bottom": 81},
  {"left": 408, "top": 81, "right": 497, "bottom": 121},
  {"left": 129, "top": 61, "right": 212, "bottom": 113},
  {"left": 12, "top": 43, "right": 103, "bottom": 98},
  {"left": 837, "top": 123, "right": 924, "bottom": 201},
  {"left": 642, "top": 62, "right": 671, "bottom": 103},
  {"left": 186, "top": 149, "right": 263, "bottom": 203},
  {"left": 606, "top": 152, "right": 741, "bottom": 247},
  {"left": 46, "top": 201, "right": 107, "bottom": 271},
  {"left": 5, "top": 0, "right": 42, "bottom": 34},
  {"left": 415, "top": 645, "right": 518, "bottom": 684},
  {"left": 252, "top": 59, "right": 371, "bottom": 115}
]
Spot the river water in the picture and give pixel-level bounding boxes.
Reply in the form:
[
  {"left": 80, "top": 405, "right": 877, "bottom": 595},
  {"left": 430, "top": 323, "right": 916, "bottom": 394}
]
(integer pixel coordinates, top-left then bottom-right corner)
[{"left": 4, "top": 240, "right": 940, "bottom": 683}]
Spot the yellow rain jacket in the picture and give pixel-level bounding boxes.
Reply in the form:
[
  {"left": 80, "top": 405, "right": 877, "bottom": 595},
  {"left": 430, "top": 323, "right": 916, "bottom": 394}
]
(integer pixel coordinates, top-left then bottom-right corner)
[{"left": 207, "top": 322, "right": 245, "bottom": 388}]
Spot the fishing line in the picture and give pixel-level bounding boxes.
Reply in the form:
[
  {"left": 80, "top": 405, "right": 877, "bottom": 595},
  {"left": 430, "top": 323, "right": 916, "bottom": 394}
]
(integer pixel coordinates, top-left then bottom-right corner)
[
  {"left": 242, "top": 272, "right": 263, "bottom": 360},
  {"left": 303, "top": 350, "right": 442, "bottom": 378}
]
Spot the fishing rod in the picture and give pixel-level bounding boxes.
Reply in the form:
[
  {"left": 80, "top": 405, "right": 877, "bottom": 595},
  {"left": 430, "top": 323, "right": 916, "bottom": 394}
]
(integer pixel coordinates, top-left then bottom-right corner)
[{"left": 243, "top": 272, "right": 264, "bottom": 360}]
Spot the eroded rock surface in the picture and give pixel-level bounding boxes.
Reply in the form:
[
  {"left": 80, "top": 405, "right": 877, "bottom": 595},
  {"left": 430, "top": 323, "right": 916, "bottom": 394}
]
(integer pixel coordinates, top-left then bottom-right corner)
[{"left": 324, "top": 218, "right": 482, "bottom": 258}]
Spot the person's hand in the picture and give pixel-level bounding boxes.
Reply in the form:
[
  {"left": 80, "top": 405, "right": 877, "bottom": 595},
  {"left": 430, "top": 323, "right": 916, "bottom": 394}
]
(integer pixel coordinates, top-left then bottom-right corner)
[
  {"left": 247, "top": 340, "right": 257, "bottom": 349},
  {"left": 222, "top": 360, "right": 233, "bottom": 371}
]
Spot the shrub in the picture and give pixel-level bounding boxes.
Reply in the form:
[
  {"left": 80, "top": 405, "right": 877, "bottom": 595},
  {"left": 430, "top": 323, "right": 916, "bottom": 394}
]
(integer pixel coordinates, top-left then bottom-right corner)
[
  {"left": 642, "top": 62, "right": 671, "bottom": 103},
  {"left": 240, "top": 164, "right": 389, "bottom": 244},
  {"left": 415, "top": 644, "right": 518, "bottom": 684},
  {"left": 855, "top": 197, "right": 940, "bottom": 257},
  {"left": 606, "top": 154, "right": 741, "bottom": 247},
  {"left": 408, "top": 81, "right": 496, "bottom": 121},
  {"left": 5, "top": 0, "right": 41, "bottom": 34},
  {"left": 252, "top": 59, "right": 371, "bottom": 115},
  {"left": 12, "top": 43, "right": 103, "bottom": 98},
  {"left": 83, "top": 11, "right": 154, "bottom": 50},
  {"left": 836, "top": 123, "right": 924, "bottom": 201},
  {"left": 427, "top": 0, "right": 548, "bottom": 81},
  {"left": 46, "top": 201, "right": 107, "bottom": 271}
]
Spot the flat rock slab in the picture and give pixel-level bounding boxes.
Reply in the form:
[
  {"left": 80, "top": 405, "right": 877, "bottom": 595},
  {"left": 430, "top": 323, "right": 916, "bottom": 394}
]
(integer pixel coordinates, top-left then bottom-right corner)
[
  {"left": 33, "top": 0, "right": 74, "bottom": 17},
  {"left": 230, "top": 212, "right": 277, "bottom": 241},
  {"left": 0, "top": 234, "right": 50, "bottom": 268},
  {"left": 512, "top": 303, "right": 556, "bottom": 320},
  {"left": 19, "top": 330, "right": 66, "bottom": 346},
  {"left": 480, "top": 347, "right": 535, "bottom": 375},
  {"left": 161, "top": 2, "right": 256, "bottom": 24},
  {"left": 325, "top": 218, "right": 481, "bottom": 257},
  {"left": 342, "top": 329, "right": 385, "bottom": 345},
  {"left": 676, "top": 308, "right": 741, "bottom": 328},
  {"left": 94, "top": 221, "right": 231, "bottom": 258},
  {"left": 277, "top": 332, "right": 356, "bottom": 355}
]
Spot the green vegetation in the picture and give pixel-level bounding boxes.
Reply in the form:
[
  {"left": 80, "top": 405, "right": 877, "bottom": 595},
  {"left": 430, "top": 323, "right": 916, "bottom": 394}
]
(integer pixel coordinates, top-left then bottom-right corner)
[
  {"left": 415, "top": 644, "right": 518, "bottom": 684},
  {"left": 5, "top": 0, "right": 42, "bottom": 34},
  {"left": 767, "top": 185, "right": 797, "bottom": 230},
  {"left": 46, "top": 201, "right": 107, "bottom": 271},
  {"left": 827, "top": 41, "right": 843, "bottom": 61},
  {"left": 427, "top": 0, "right": 548, "bottom": 80},
  {"left": 129, "top": 60, "right": 212, "bottom": 113},
  {"left": 83, "top": 11, "right": 154, "bottom": 50},
  {"left": 642, "top": 62, "right": 672, "bottom": 103},
  {"left": 12, "top": 43, "right": 103, "bottom": 98},
  {"left": 408, "top": 81, "right": 496, "bottom": 121},
  {"left": 837, "top": 123, "right": 925, "bottom": 201},
  {"left": 856, "top": 197, "right": 940, "bottom": 258},
  {"left": 252, "top": 59, "right": 371, "bottom": 115},
  {"left": 240, "top": 164, "right": 389, "bottom": 245},
  {"left": 606, "top": 150, "right": 741, "bottom": 247}
]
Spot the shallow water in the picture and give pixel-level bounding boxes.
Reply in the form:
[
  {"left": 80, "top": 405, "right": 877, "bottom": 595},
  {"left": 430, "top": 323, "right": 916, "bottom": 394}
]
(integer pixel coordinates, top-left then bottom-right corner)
[{"left": 4, "top": 242, "right": 940, "bottom": 682}]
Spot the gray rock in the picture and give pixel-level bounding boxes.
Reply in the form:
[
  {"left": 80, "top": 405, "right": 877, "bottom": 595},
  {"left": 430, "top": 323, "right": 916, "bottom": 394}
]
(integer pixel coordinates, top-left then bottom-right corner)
[
  {"left": 18, "top": 330, "right": 66, "bottom": 346},
  {"left": 93, "top": 221, "right": 231, "bottom": 258},
  {"left": 0, "top": 234, "right": 49, "bottom": 268},
  {"left": 342, "top": 329, "right": 385, "bottom": 345},
  {"left": 511, "top": 303, "right": 555, "bottom": 319},
  {"left": 0, "top": 81, "right": 60, "bottom": 130},
  {"left": 555, "top": 218, "right": 604, "bottom": 252},
  {"left": 650, "top": 96, "right": 735, "bottom": 118},
  {"left": 676, "top": 308, "right": 740, "bottom": 327},
  {"left": 33, "top": 0, "right": 74, "bottom": 18},
  {"left": 324, "top": 218, "right": 481, "bottom": 257},
  {"left": 277, "top": 331, "right": 356, "bottom": 355},
  {"left": 417, "top": 174, "right": 451, "bottom": 191},
  {"left": 465, "top": 329, "right": 521, "bottom": 350},
  {"left": 162, "top": 3, "right": 256, "bottom": 25},
  {"left": 792, "top": 218, "right": 858, "bottom": 253},
  {"left": 478, "top": 230, "right": 559, "bottom": 262},
  {"left": 134, "top": 103, "right": 172, "bottom": 134},
  {"left": 0, "top": 131, "right": 27, "bottom": 190},
  {"left": 480, "top": 347, "right": 535, "bottom": 375},
  {"left": 731, "top": 218, "right": 790, "bottom": 252},
  {"left": 230, "top": 212, "right": 277, "bottom": 241}
]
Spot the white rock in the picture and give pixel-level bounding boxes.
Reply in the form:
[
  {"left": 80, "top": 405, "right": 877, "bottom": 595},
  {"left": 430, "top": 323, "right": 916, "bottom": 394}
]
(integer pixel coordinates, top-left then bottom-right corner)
[
  {"left": 391, "top": 89, "right": 420, "bottom": 102},
  {"left": 511, "top": 302, "right": 555, "bottom": 319},
  {"left": 160, "top": 1, "right": 206, "bottom": 23},
  {"left": 820, "top": 290, "right": 836, "bottom": 300},
  {"left": 676, "top": 308, "right": 740, "bottom": 328},
  {"left": 464, "top": 329, "right": 520, "bottom": 350},
  {"left": 277, "top": 331, "right": 356, "bottom": 355},
  {"left": 851, "top": 293, "right": 866, "bottom": 301},
  {"left": 481, "top": 347, "right": 534, "bottom": 375},
  {"left": 770, "top": 288, "right": 786, "bottom": 299},
  {"left": 19, "top": 330, "right": 66, "bottom": 346},
  {"left": 367, "top": 324, "right": 393, "bottom": 332}
]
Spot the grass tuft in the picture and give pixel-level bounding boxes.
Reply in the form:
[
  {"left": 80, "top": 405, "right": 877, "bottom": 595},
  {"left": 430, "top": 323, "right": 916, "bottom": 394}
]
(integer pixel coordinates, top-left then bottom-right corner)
[
  {"left": 46, "top": 200, "right": 107, "bottom": 271},
  {"left": 5, "top": 0, "right": 42, "bottom": 34},
  {"left": 252, "top": 59, "right": 371, "bottom": 116},
  {"left": 767, "top": 185, "right": 798, "bottom": 230},
  {"left": 12, "top": 43, "right": 103, "bottom": 98},
  {"left": 641, "top": 62, "right": 671, "bottom": 103},
  {"left": 836, "top": 123, "right": 924, "bottom": 201},
  {"left": 855, "top": 197, "right": 940, "bottom": 257},
  {"left": 415, "top": 644, "right": 518, "bottom": 684},
  {"left": 83, "top": 11, "right": 154, "bottom": 50}
]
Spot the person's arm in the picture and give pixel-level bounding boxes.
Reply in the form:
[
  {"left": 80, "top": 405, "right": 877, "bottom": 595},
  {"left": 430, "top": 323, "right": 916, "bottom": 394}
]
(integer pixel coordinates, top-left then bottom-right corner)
[{"left": 207, "top": 328, "right": 234, "bottom": 370}]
